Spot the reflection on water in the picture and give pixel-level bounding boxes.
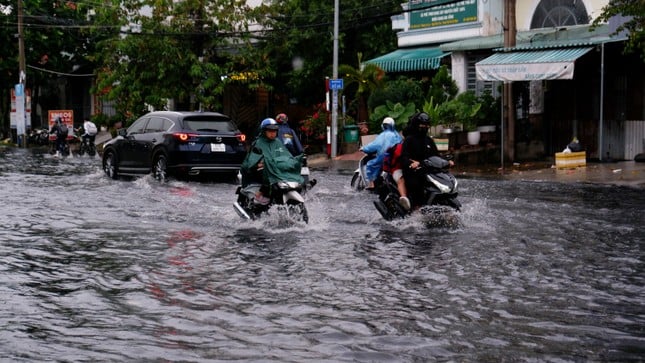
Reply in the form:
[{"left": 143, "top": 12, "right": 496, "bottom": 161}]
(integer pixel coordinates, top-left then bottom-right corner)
[{"left": 0, "top": 147, "right": 643, "bottom": 361}]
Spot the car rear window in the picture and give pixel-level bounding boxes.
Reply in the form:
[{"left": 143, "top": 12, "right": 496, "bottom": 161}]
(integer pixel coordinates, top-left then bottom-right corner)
[{"left": 182, "top": 116, "right": 237, "bottom": 132}]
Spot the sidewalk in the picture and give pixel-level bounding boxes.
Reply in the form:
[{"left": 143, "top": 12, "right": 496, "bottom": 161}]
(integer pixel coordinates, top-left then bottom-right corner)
[{"left": 307, "top": 151, "right": 645, "bottom": 188}]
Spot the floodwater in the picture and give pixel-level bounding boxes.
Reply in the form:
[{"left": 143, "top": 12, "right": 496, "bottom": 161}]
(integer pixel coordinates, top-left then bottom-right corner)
[{"left": 1, "top": 147, "right": 643, "bottom": 362}]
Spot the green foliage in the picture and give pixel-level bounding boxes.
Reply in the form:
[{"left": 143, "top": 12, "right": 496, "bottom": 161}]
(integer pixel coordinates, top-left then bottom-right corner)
[
  {"left": 426, "top": 65, "right": 458, "bottom": 103},
  {"left": 256, "top": 0, "right": 399, "bottom": 106},
  {"left": 338, "top": 53, "right": 386, "bottom": 123},
  {"left": 91, "top": 0, "right": 260, "bottom": 118},
  {"left": 367, "top": 76, "right": 424, "bottom": 113},
  {"left": 436, "top": 91, "right": 482, "bottom": 131},
  {"left": 592, "top": 0, "right": 645, "bottom": 61},
  {"left": 422, "top": 96, "right": 441, "bottom": 126},
  {"left": 474, "top": 90, "right": 501, "bottom": 127},
  {"left": 369, "top": 101, "right": 415, "bottom": 132}
]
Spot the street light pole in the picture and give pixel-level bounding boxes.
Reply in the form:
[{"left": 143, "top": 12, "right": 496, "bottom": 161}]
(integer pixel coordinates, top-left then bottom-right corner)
[
  {"left": 331, "top": 0, "right": 339, "bottom": 158},
  {"left": 17, "top": 0, "right": 27, "bottom": 148}
]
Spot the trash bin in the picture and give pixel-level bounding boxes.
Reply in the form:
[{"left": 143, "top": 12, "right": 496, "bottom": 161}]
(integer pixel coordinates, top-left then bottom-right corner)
[{"left": 343, "top": 125, "right": 359, "bottom": 143}]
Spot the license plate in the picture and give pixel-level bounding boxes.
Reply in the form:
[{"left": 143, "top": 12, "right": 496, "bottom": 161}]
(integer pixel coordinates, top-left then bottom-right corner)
[
  {"left": 301, "top": 166, "right": 310, "bottom": 176},
  {"left": 210, "top": 143, "right": 226, "bottom": 152}
]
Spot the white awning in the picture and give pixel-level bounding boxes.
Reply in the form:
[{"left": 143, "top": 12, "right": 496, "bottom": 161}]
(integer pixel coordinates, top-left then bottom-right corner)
[{"left": 476, "top": 47, "right": 593, "bottom": 81}]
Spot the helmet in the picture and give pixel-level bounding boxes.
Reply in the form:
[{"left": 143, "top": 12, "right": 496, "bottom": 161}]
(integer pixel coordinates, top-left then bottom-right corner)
[
  {"left": 381, "top": 117, "right": 395, "bottom": 130},
  {"left": 275, "top": 113, "right": 288, "bottom": 124},
  {"left": 260, "top": 118, "right": 279, "bottom": 131},
  {"left": 408, "top": 112, "right": 430, "bottom": 135},
  {"left": 413, "top": 112, "right": 430, "bottom": 126},
  {"left": 55, "top": 117, "right": 62, "bottom": 124}
]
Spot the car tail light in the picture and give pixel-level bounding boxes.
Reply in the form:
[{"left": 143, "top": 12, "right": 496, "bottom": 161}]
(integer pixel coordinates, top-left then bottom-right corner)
[
  {"left": 173, "top": 132, "right": 197, "bottom": 142},
  {"left": 236, "top": 133, "right": 246, "bottom": 142}
]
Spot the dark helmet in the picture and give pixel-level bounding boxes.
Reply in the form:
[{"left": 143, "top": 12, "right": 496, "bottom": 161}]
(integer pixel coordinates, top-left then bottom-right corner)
[
  {"left": 408, "top": 112, "right": 430, "bottom": 135},
  {"left": 55, "top": 117, "right": 62, "bottom": 124},
  {"left": 260, "top": 118, "right": 279, "bottom": 131},
  {"left": 275, "top": 113, "right": 288, "bottom": 124},
  {"left": 410, "top": 112, "right": 430, "bottom": 126}
]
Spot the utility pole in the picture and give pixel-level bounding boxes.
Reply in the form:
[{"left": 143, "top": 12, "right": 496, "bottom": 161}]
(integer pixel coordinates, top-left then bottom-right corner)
[
  {"left": 331, "top": 0, "right": 339, "bottom": 158},
  {"left": 503, "top": 0, "right": 516, "bottom": 165},
  {"left": 17, "top": 0, "right": 27, "bottom": 147}
]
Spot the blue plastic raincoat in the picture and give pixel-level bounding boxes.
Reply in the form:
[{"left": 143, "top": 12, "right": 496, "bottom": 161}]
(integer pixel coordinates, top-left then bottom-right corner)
[{"left": 360, "top": 128, "right": 402, "bottom": 183}]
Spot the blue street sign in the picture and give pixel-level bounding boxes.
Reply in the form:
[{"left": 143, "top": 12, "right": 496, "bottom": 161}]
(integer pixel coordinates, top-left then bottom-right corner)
[
  {"left": 15, "top": 84, "right": 24, "bottom": 97},
  {"left": 329, "top": 79, "right": 344, "bottom": 90}
]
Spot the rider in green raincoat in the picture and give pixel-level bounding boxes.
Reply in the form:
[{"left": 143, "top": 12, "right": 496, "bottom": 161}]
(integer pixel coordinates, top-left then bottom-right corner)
[{"left": 240, "top": 118, "right": 303, "bottom": 201}]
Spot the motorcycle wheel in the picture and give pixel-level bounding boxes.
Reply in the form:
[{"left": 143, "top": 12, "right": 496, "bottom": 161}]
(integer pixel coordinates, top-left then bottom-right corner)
[
  {"left": 287, "top": 203, "right": 308, "bottom": 223},
  {"left": 88, "top": 145, "right": 96, "bottom": 157},
  {"left": 78, "top": 143, "right": 86, "bottom": 156},
  {"left": 373, "top": 200, "right": 393, "bottom": 221},
  {"left": 351, "top": 172, "right": 365, "bottom": 191}
]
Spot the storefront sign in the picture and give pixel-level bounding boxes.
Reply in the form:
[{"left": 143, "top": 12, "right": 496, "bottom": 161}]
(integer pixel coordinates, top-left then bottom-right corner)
[{"left": 409, "top": 0, "right": 478, "bottom": 30}]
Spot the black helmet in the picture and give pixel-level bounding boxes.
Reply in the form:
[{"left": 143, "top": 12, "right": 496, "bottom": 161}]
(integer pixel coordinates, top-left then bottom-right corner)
[{"left": 408, "top": 112, "right": 430, "bottom": 128}]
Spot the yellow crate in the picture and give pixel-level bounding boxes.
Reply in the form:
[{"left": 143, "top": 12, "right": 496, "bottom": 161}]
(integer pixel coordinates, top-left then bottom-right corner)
[
  {"left": 434, "top": 138, "right": 449, "bottom": 151},
  {"left": 555, "top": 151, "right": 586, "bottom": 168}
]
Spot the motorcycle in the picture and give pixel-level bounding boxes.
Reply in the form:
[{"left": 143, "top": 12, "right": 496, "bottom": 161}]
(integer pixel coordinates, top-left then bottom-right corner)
[
  {"left": 234, "top": 180, "right": 310, "bottom": 223},
  {"left": 77, "top": 134, "right": 97, "bottom": 156},
  {"left": 28, "top": 128, "right": 50, "bottom": 146},
  {"left": 373, "top": 155, "right": 461, "bottom": 221},
  {"left": 350, "top": 152, "right": 381, "bottom": 192}
]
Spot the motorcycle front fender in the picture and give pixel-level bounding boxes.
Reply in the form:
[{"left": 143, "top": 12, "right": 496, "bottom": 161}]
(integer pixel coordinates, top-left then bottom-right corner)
[{"left": 283, "top": 190, "right": 305, "bottom": 204}]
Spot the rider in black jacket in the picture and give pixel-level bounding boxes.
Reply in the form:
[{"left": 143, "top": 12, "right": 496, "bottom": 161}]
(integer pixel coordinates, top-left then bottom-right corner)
[{"left": 401, "top": 112, "right": 449, "bottom": 209}]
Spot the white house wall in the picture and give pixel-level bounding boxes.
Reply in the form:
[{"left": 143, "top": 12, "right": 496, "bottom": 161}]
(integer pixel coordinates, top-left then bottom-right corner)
[{"left": 397, "top": 0, "right": 503, "bottom": 48}]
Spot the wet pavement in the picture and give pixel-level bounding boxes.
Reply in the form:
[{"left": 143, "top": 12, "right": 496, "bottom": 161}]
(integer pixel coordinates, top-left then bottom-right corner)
[
  {"left": 0, "top": 146, "right": 643, "bottom": 361},
  {"left": 309, "top": 151, "right": 645, "bottom": 188}
]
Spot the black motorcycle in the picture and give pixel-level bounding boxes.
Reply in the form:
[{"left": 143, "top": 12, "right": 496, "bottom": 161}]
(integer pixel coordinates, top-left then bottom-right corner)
[
  {"left": 77, "top": 135, "right": 96, "bottom": 156},
  {"left": 373, "top": 155, "right": 461, "bottom": 221},
  {"left": 28, "top": 128, "right": 50, "bottom": 146}
]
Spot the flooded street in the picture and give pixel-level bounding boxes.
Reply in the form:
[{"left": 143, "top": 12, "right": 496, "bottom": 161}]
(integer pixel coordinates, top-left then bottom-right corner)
[{"left": 1, "top": 147, "right": 643, "bottom": 362}]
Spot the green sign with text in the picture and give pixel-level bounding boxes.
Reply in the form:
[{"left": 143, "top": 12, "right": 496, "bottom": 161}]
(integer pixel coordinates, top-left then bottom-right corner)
[{"left": 409, "top": 0, "right": 478, "bottom": 30}]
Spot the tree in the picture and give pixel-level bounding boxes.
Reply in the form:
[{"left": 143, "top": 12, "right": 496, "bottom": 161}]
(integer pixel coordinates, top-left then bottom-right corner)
[
  {"left": 91, "top": 0, "right": 264, "bottom": 122},
  {"left": 0, "top": 0, "right": 96, "bottom": 129},
  {"left": 338, "top": 53, "right": 385, "bottom": 123},
  {"left": 592, "top": 0, "right": 645, "bottom": 61},
  {"left": 255, "top": 0, "right": 400, "bottom": 106}
]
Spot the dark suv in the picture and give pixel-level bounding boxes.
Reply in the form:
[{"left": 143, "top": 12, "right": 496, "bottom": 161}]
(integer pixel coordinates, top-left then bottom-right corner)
[{"left": 102, "top": 111, "right": 247, "bottom": 181}]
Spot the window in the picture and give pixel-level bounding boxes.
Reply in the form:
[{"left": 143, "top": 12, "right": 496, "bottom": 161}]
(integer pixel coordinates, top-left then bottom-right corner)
[
  {"left": 128, "top": 118, "right": 148, "bottom": 135},
  {"left": 467, "top": 51, "right": 499, "bottom": 98},
  {"left": 145, "top": 117, "right": 168, "bottom": 133},
  {"left": 530, "top": 0, "right": 589, "bottom": 29}
]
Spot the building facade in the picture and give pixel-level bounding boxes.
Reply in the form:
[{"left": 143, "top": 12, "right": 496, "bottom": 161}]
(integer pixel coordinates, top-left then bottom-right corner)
[{"left": 368, "top": 0, "right": 644, "bottom": 161}]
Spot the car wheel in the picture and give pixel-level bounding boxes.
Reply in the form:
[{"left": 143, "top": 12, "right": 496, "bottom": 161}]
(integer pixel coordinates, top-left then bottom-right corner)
[
  {"left": 103, "top": 150, "right": 119, "bottom": 179},
  {"left": 152, "top": 154, "right": 168, "bottom": 182}
]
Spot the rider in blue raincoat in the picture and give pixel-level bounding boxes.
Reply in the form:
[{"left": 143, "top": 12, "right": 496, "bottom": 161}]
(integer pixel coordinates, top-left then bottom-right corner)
[{"left": 359, "top": 117, "right": 402, "bottom": 189}]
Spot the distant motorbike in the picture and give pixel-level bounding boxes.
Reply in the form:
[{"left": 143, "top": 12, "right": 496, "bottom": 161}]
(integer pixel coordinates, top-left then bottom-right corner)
[
  {"left": 234, "top": 180, "right": 310, "bottom": 223},
  {"left": 28, "top": 128, "right": 50, "bottom": 146},
  {"left": 373, "top": 155, "right": 461, "bottom": 221},
  {"left": 77, "top": 134, "right": 97, "bottom": 156}
]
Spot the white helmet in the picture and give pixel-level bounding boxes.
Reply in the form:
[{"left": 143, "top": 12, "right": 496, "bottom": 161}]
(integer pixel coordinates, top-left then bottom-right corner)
[{"left": 382, "top": 117, "right": 395, "bottom": 130}]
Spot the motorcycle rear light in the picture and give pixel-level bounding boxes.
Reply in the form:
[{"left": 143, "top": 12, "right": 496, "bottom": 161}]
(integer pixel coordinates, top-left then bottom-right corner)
[{"left": 236, "top": 133, "right": 246, "bottom": 142}]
